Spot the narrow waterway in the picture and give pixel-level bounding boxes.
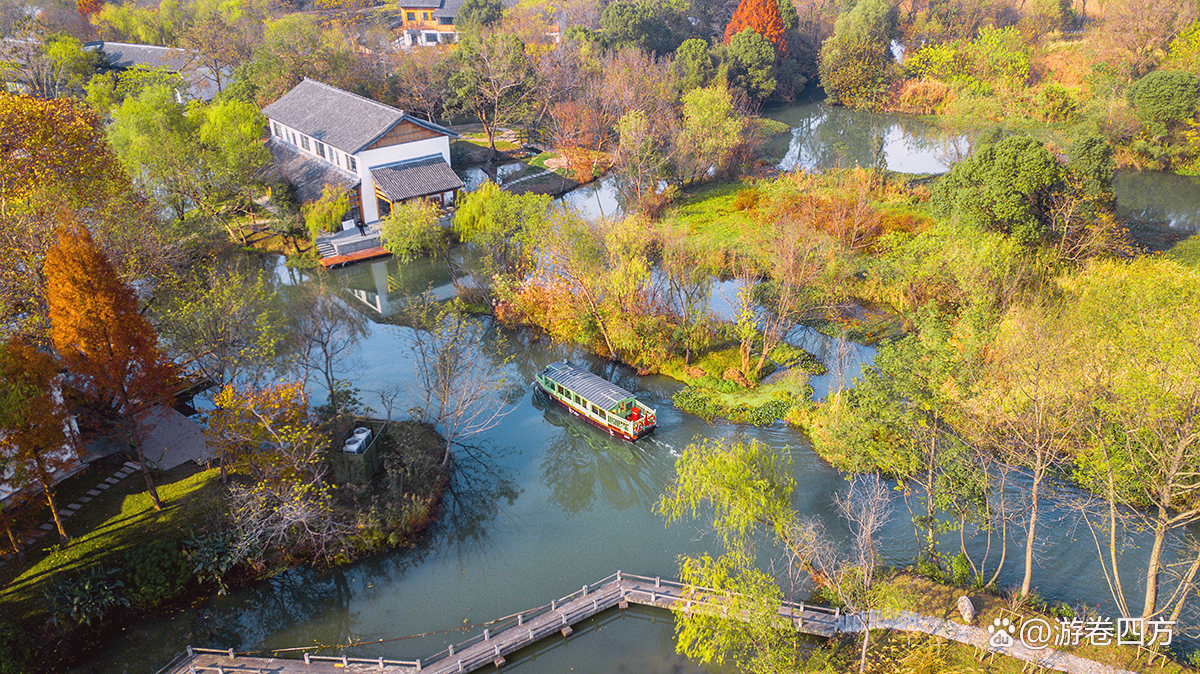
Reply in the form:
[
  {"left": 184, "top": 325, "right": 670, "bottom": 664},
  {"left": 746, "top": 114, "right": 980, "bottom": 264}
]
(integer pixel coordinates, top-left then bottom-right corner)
[
  {"left": 75, "top": 248, "right": 1194, "bottom": 674},
  {"left": 69, "top": 102, "right": 1200, "bottom": 674}
]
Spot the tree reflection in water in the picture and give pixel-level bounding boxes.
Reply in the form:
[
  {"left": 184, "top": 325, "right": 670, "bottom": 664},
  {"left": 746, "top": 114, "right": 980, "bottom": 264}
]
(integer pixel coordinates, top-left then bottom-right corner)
[
  {"left": 533, "top": 387, "right": 659, "bottom": 516},
  {"left": 440, "top": 441, "right": 522, "bottom": 562}
]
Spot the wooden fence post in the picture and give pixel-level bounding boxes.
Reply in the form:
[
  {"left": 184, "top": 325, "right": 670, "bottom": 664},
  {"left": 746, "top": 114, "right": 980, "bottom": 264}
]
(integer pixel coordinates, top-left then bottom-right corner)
[
  {"left": 304, "top": 653, "right": 311, "bottom": 665},
  {"left": 228, "top": 649, "right": 235, "bottom": 659},
  {"left": 186, "top": 645, "right": 194, "bottom": 658}
]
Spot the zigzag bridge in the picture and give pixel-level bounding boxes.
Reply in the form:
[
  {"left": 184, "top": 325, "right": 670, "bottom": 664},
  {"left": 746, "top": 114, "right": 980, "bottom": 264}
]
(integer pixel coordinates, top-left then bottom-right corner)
[
  {"left": 158, "top": 571, "right": 840, "bottom": 674},
  {"left": 158, "top": 571, "right": 1142, "bottom": 674}
]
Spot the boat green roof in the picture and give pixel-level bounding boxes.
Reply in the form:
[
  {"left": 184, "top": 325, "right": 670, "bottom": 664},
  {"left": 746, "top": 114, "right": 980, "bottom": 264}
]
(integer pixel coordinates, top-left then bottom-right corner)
[{"left": 540, "top": 362, "right": 637, "bottom": 411}]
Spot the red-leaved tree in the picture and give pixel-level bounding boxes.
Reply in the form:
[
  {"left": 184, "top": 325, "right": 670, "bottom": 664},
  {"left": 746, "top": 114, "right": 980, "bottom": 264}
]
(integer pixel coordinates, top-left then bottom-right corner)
[
  {"left": 724, "top": 0, "right": 788, "bottom": 55},
  {"left": 44, "top": 222, "right": 177, "bottom": 510}
]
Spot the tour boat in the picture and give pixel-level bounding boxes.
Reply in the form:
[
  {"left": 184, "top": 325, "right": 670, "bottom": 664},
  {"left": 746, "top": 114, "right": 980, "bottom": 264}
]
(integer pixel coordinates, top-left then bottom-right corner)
[{"left": 534, "top": 361, "right": 657, "bottom": 441}]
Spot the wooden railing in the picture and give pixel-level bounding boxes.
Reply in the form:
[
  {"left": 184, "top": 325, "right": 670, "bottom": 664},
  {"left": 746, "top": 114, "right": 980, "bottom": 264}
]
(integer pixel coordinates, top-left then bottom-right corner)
[{"left": 159, "top": 571, "right": 840, "bottom": 674}]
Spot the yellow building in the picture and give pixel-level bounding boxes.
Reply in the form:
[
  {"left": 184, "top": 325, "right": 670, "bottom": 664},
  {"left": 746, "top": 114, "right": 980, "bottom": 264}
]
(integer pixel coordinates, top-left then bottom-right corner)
[{"left": 394, "top": 0, "right": 462, "bottom": 46}]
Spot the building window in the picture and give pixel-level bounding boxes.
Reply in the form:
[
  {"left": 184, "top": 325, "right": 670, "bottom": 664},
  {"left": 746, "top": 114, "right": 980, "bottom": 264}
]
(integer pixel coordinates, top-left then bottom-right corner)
[
  {"left": 406, "top": 11, "right": 414, "bottom": 20},
  {"left": 348, "top": 155, "right": 357, "bottom": 172},
  {"left": 424, "top": 32, "right": 437, "bottom": 43},
  {"left": 271, "top": 121, "right": 280, "bottom": 137},
  {"left": 300, "top": 135, "right": 310, "bottom": 151},
  {"left": 315, "top": 141, "right": 326, "bottom": 160},
  {"left": 422, "top": 11, "right": 430, "bottom": 20},
  {"left": 438, "top": 16, "right": 452, "bottom": 24},
  {"left": 288, "top": 131, "right": 296, "bottom": 145}
]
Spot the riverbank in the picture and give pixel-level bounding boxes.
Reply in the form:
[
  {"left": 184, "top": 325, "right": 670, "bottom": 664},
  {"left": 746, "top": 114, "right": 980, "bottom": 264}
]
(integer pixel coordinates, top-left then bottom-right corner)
[{"left": 0, "top": 420, "right": 451, "bottom": 674}]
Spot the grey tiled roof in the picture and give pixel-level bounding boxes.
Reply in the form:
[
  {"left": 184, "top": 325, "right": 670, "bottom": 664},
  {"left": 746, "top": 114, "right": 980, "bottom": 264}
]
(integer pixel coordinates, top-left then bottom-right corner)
[
  {"left": 90, "top": 41, "right": 223, "bottom": 101},
  {"left": 266, "top": 138, "right": 360, "bottom": 204},
  {"left": 371, "top": 155, "right": 464, "bottom": 202},
  {"left": 99, "top": 42, "right": 194, "bottom": 72},
  {"left": 540, "top": 361, "right": 637, "bottom": 412},
  {"left": 262, "top": 79, "right": 456, "bottom": 155},
  {"left": 435, "top": 0, "right": 465, "bottom": 16}
]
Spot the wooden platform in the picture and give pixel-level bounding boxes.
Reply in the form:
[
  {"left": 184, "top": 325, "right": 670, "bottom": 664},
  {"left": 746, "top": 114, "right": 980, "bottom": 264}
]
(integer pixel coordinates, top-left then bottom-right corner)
[
  {"left": 159, "top": 572, "right": 839, "bottom": 674},
  {"left": 318, "top": 246, "right": 391, "bottom": 268}
]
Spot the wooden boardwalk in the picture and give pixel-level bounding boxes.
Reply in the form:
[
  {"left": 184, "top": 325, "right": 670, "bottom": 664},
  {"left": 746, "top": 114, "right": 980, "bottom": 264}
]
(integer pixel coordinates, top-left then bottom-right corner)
[
  {"left": 159, "top": 571, "right": 839, "bottom": 674},
  {"left": 159, "top": 571, "right": 1142, "bottom": 674}
]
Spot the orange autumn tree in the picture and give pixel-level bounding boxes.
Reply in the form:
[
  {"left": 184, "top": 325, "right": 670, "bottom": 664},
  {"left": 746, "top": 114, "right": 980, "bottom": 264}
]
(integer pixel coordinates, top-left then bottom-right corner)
[
  {"left": 0, "top": 338, "right": 77, "bottom": 542},
  {"left": 76, "top": 0, "right": 102, "bottom": 18},
  {"left": 724, "top": 0, "right": 788, "bottom": 55},
  {"left": 44, "top": 222, "right": 177, "bottom": 510}
]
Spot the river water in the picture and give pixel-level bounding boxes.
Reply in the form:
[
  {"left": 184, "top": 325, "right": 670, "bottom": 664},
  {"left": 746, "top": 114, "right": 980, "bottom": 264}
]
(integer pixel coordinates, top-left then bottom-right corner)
[{"left": 71, "top": 100, "right": 1200, "bottom": 674}]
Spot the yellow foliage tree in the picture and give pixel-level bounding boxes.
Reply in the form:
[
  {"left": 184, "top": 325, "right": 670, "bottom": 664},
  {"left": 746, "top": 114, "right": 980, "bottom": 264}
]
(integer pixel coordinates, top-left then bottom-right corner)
[{"left": 0, "top": 338, "right": 76, "bottom": 541}]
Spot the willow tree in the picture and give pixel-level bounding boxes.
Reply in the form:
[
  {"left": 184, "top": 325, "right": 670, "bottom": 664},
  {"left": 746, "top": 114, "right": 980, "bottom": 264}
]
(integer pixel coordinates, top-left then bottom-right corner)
[
  {"left": 44, "top": 223, "right": 176, "bottom": 510},
  {"left": 1064, "top": 258, "right": 1200, "bottom": 621},
  {"left": 659, "top": 438, "right": 892, "bottom": 674}
]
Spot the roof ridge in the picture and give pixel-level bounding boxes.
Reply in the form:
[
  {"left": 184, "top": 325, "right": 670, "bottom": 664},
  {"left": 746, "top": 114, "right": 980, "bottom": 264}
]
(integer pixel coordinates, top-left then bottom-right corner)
[{"left": 301, "top": 77, "right": 407, "bottom": 119}]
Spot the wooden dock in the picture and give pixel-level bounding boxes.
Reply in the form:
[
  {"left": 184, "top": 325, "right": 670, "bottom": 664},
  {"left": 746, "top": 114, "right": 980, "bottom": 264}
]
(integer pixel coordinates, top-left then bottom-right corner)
[
  {"left": 318, "top": 246, "right": 391, "bottom": 268},
  {"left": 159, "top": 571, "right": 840, "bottom": 674}
]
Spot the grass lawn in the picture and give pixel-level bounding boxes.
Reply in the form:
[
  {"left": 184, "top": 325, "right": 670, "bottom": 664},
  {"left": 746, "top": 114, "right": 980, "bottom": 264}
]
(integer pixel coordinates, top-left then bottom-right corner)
[
  {"left": 0, "top": 461, "right": 224, "bottom": 623},
  {"left": 527, "top": 150, "right": 563, "bottom": 173},
  {"left": 1167, "top": 233, "right": 1200, "bottom": 269},
  {"left": 460, "top": 133, "right": 521, "bottom": 152},
  {"left": 665, "top": 180, "right": 766, "bottom": 258}
]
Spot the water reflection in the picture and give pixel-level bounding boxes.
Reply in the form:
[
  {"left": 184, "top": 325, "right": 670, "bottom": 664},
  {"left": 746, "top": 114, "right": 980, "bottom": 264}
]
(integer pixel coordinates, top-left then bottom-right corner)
[
  {"left": 534, "top": 388, "right": 660, "bottom": 516},
  {"left": 1114, "top": 170, "right": 1200, "bottom": 233},
  {"left": 558, "top": 175, "right": 624, "bottom": 221},
  {"left": 456, "top": 162, "right": 526, "bottom": 191},
  {"left": 764, "top": 96, "right": 967, "bottom": 174}
]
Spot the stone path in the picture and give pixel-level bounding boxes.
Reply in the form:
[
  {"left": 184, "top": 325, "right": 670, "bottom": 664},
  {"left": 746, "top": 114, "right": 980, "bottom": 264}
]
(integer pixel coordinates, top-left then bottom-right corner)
[
  {"left": 502, "top": 168, "right": 555, "bottom": 189},
  {"left": 843, "top": 610, "right": 1141, "bottom": 674},
  {"left": 0, "top": 460, "right": 141, "bottom": 566}
]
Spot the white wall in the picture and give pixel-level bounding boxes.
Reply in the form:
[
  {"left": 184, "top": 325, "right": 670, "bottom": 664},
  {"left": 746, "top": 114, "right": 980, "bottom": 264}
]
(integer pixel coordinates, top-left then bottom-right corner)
[{"left": 355, "top": 136, "right": 451, "bottom": 223}]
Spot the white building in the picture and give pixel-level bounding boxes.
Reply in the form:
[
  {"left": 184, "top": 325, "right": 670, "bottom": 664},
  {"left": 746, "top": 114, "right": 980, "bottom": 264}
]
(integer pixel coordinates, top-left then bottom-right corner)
[{"left": 263, "top": 78, "right": 463, "bottom": 225}]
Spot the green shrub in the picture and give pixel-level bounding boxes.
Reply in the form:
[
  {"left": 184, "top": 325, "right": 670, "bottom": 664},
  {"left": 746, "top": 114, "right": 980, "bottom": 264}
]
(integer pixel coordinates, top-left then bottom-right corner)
[
  {"left": 916, "top": 556, "right": 944, "bottom": 582},
  {"left": 673, "top": 387, "right": 724, "bottom": 421},
  {"left": 1129, "top": 70, "right": 1200, "bottom": 136},
  {"left": 950, "top": 552, "right": 971, "bottom": 585},
  {"left": 44, "top": 566, "right": 129, "bottom": 627},
  {"left": 123, "top": 539, "right": 190, "bottom": 609},
  {"left": 0, "top": 623, "right": 35, "bottom": 674},
  {"left": 1034, "top": 82, "right": 1076, "bottom": 122},
  {"left": 732, "top": 188, "right": 760, "bottom": 210},
  {"left": 184, "top": 530, "right": 235, "bottom": 594}
]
